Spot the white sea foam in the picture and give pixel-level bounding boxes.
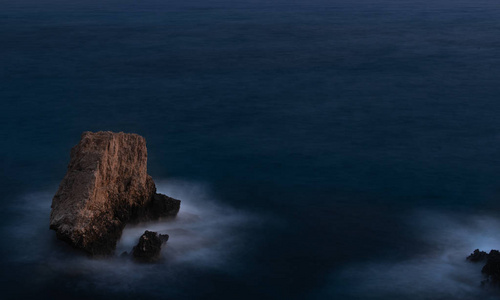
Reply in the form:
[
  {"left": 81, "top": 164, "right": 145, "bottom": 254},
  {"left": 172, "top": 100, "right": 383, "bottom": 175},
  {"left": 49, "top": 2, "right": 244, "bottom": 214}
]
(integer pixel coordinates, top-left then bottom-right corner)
[
  {"left": 117, "top": 179, "right": 255, "bottom": 268},
  {"left": 3, "top": 179, "right": 256, "bottom": 293},
  {"left": 319, "top": 210, "right": 500, "bottom": 299}
]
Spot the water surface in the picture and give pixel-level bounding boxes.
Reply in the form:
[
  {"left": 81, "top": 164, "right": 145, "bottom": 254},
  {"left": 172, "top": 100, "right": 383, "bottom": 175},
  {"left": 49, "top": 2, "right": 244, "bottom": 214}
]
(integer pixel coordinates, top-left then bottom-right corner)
[{"left": 1, "top": 0, "right": 500, "bottom": 299}]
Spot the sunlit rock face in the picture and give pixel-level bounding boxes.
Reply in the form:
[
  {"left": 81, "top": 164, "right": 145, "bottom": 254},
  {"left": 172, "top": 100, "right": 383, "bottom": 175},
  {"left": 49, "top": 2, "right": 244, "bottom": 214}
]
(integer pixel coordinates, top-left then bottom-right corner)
[{"left": 50, "top": 131, "right": 180, "bottom": 256}]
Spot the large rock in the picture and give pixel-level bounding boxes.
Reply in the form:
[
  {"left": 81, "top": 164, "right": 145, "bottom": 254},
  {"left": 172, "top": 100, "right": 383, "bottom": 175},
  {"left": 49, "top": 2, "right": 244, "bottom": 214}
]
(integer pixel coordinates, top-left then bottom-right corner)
[
  {"left": 50, "top": 131, "right": 180, "bottom": 256},
  {"left": 132, "top": 230, "right": 169, "bottom": 262}
]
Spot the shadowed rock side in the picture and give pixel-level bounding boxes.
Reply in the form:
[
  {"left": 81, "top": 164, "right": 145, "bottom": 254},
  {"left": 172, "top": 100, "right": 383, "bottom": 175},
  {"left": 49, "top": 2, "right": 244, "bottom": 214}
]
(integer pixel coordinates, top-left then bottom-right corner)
[
  {"left": 50, "top": 131, "right": 180, "bottom": 256},
  {"left": 132, "top": 230, "right": 169, "bottom": 262}
]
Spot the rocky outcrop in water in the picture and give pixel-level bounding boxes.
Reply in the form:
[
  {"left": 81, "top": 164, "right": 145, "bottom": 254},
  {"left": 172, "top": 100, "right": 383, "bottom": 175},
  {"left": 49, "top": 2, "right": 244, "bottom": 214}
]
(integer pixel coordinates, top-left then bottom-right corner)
[
  {"left": 50, "top": 131, "right": 180, "bottom": 256},
  {"left": 467, "top": 249, "right": 489, "bottom": 262},
  {"left": 467, "top": 249, "right": 500, "bottom": 286},
  {"left": 481, "top": 250, "right": 500, "bottom": 286},
  {"left": 132, "top": 230, "right": 169, "bottom": 262}
]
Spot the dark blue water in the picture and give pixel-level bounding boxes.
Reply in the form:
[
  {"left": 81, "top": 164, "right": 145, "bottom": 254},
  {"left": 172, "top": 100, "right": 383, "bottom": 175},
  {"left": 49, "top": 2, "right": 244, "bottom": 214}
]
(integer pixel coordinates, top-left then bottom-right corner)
[{"left": 2, "top": 0, "right": 500, "bottom": 299}]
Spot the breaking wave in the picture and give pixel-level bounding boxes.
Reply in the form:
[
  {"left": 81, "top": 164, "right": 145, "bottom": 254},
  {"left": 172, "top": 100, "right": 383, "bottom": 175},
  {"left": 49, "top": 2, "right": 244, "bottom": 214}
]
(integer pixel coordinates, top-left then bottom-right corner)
[{"left": 2, "top": 179, "right": 257, "bottom": 296}]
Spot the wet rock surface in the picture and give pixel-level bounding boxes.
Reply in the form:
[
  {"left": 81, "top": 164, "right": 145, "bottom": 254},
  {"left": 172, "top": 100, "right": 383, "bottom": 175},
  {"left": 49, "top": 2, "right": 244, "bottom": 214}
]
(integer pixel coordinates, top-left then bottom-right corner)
[
  {"left": 132, "top": 230, "right": 169, "bottom": 262},
  {"left": 50, "top": 131, "right": 180, "bottom": 256}
]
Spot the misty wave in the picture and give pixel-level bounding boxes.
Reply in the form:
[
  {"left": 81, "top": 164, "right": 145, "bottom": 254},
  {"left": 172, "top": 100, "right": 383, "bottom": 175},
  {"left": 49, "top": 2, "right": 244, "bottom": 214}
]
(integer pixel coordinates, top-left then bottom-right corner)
[
  {"left": 117, "top": 179, "right": 255, "bottom": 267},
  {"left": 2, "top": 179, "right": 257, "bottom": 294},
  {"left": 320, "top": 210, "right": 500, "bottom": 300}
]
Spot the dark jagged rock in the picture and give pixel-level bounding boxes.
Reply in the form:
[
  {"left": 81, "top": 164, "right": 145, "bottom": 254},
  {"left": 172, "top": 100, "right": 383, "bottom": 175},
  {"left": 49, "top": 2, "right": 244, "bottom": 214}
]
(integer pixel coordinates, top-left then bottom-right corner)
[
  {"left": 159, "top": 234, "right": 170, "bottom": 243},
  {"left": 482, "top": 250, "right": 500, "bottom": 285},
  {"left": 467, "top": 249, "right": 500, "bottom": 286},
  {"left": 50, "top": 131, "right": 181, "bottom": 256},
  {"left": 132, "top": 230, "right": 169, "bottom": 262},
  {"left": 130, "top": 193, "right": 181, "bottom": 222},
  {"left": 467, "top": 249, "right": 489, "bottom": 262}
]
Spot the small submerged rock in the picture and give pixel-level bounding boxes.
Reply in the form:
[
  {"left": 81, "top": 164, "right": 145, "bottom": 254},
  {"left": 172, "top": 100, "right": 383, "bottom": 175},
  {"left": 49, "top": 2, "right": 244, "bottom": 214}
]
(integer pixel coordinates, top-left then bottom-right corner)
[
  {"left": 467, "top": 249, "right": 500, "bottom": 286},
  {"left": 482, "top": 250, "right": 500, "bottom": 286},
  {"left": 467, "top": 249, "right": 489, "bottom": 262},
  {"left": 133, "top": 230, "right": 170, "bottom": 262}
]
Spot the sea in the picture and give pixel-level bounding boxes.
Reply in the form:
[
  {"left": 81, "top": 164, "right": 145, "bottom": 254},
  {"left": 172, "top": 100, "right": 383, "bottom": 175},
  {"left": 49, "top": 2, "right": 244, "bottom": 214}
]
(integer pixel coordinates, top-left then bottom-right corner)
[{"left": 1, "top": 0, "right": 500, "bottom": 299}]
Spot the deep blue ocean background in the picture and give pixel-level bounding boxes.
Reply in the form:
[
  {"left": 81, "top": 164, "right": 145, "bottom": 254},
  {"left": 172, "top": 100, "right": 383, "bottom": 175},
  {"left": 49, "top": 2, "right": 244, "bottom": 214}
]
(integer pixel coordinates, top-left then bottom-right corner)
[{"left": 1, "top": 0, "right": 500, "bottom": 299}]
